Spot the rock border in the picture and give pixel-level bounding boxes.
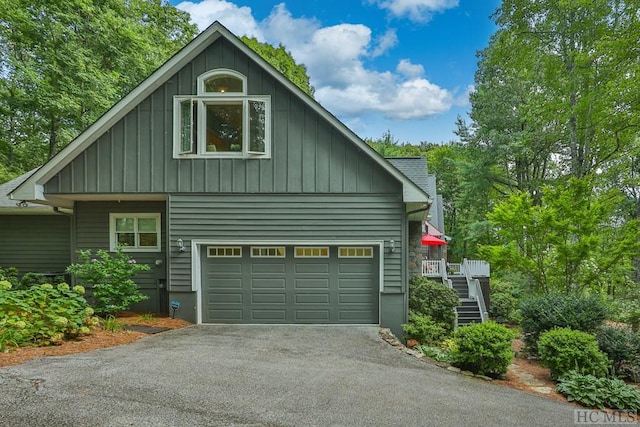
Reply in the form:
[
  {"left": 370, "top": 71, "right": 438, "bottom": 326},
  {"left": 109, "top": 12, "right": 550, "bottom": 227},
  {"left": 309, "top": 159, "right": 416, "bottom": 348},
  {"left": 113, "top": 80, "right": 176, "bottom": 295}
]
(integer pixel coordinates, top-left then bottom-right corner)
[{"left": 378, "top": 327, "right": 493, "bottom": 382}]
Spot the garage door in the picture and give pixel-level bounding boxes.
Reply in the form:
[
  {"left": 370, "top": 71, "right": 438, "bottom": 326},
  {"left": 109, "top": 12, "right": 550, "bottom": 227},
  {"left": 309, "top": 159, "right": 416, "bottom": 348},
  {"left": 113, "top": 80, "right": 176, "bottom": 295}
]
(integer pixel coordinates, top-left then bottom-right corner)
[{"left": 201, "top": 245, "right": 379, "bottom": 324}]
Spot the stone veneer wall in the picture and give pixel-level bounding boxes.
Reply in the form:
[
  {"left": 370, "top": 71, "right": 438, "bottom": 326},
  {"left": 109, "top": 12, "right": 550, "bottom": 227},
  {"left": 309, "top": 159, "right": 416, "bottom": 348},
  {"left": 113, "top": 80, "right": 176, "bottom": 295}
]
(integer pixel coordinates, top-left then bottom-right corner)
[{"left": 408, "top": 221, "right": 423, "bottom": 279}]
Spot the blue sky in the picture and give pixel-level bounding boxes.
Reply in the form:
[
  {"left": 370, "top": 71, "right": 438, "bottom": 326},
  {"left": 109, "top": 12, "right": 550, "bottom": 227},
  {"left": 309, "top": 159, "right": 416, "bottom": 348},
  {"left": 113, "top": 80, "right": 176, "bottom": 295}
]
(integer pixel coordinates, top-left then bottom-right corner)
[{"left": 171, "top": 0, "right": 501, "bottom": 144}]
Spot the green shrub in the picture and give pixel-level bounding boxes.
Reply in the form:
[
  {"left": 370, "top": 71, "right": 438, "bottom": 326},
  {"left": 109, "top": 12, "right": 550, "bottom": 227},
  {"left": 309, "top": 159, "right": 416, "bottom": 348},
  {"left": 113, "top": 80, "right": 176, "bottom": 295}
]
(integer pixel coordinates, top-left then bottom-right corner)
[
  {"left": 408, "top": 276, "right": 459, "bottom": 332},
  {"left": 0, "top": 266, "right": 19, "bottom": 288},
  {"left": 402, "top": 311, "right": 448, "bottom": 345},
  {"left": 450, "top": 321, "right": 516, "bottom": 377},
  {"left": 488, "top": 278, "right": 520, "bottom": 324},
  {"left": 66, "top": 246, "right": 150, "bottom": 316},
  {"left": 16, "top": 272, "right": 66, "bottom": 290},
  {"left": 538, "top": 328, "right": 609, "bottom": 379},
  {"left": 557, "top": 371, "right": 640, "bottom": 410},
  {"left": 595, "top": 325, "right": 640, "bottom": 382},
  {"left": 519, "top": 294, "right": 608, "bottom": 353},
  {"left": 0, "top": 283, "right": 96, "bottom": 349}
]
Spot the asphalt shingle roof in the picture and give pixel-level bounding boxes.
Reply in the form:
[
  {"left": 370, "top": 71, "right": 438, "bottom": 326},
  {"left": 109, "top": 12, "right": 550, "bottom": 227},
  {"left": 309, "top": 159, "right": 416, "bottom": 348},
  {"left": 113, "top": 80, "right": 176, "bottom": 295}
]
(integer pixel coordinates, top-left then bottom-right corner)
[{"left": 385, "top": 157, "right": 431, "bottom": 197}]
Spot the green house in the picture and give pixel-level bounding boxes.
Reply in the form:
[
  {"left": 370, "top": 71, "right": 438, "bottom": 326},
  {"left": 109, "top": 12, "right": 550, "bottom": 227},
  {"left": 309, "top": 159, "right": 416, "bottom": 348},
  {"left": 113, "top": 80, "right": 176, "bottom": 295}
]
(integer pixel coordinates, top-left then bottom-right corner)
[{"left": 5, "top": 22, "right": 432, "bottom": 337}]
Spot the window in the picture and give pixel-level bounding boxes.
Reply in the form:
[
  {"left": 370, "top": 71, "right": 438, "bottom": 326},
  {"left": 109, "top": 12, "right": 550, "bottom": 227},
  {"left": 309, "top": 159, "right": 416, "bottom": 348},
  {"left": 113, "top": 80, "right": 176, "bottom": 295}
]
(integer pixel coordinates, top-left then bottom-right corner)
[
  {"left": 294, "top": 247, "right": 329, "bottom": 258},
  {"left": 174, "top": 69, "right": 270, "bottom": 159},
  {"left": 207, "top": 246, "right": 242, "bottom": 257},
  {"left": 251, "top": 247, "right": 286, "bottom": 258},
  {"left": 109, "top": 213, "right": 161, "bottom": 252},
  {"left": 338, "top": 247, "right": 373, "bottom": 258}
]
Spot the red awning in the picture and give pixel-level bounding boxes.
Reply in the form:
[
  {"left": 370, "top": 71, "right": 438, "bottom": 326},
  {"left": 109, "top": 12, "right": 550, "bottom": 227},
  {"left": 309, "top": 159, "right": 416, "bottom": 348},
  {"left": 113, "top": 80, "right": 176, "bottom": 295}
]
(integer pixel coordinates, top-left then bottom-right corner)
[{"left": 421, "top": 234, "right": 447, "bottom": 246}]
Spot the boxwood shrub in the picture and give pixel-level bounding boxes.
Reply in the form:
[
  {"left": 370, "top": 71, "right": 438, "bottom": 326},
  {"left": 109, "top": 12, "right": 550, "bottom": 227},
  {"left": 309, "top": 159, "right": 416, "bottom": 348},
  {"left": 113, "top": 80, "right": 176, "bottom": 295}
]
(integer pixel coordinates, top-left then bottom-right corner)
[
  {"left": 402, "top": 311, "right": 448, "bottom": 345},
  {"left": 538, "top": 328, "right": 610, "bottom": 380},
  {"left": 408, "top": 276, "right": 459, "bottom": 333},
  {"left": 450, "top": 321, "right": 516, "bottom": 377}
]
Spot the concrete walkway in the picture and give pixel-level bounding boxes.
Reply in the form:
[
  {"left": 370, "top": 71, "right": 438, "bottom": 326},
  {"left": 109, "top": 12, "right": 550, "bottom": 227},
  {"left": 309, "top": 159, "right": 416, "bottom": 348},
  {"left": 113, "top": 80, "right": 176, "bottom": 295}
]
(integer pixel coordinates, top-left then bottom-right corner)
[{"left": 0, "top": 325, "right": 579, "bottom": 426}]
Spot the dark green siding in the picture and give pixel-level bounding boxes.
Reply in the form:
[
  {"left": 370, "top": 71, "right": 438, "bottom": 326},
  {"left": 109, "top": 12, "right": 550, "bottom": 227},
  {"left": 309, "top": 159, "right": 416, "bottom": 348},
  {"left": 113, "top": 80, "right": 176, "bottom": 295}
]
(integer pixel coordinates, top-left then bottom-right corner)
[
  {"left": 45, "top": 38, "right": 399, "bottom": 196},
  {"left": 73, "top": 201, "right": 167, "bottom": 313},
  {"left": 0, "top": 215, "right": 71, "bottom": 275},
  {"left": 168, "top": 193, "right": 403, "bottom": 294}
]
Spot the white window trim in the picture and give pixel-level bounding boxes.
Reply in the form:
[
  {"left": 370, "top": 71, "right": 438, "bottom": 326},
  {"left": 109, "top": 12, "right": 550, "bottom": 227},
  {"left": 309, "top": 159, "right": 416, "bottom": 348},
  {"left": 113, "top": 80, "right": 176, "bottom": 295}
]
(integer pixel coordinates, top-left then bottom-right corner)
[
  {"left": 173, "top": 69, "right": 271, "bottom": 160},
  {"left": 109, "top": 213, "right": 161, "bottom": 252},
  {"left": 197, "top": 69, "right": 247, "bottom": 95}
]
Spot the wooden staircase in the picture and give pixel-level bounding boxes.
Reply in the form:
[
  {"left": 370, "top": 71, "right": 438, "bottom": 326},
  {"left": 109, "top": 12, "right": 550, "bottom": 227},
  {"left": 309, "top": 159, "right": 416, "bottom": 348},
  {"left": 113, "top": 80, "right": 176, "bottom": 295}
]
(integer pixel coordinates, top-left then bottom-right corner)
[{"left": 449, "top": 276, "right": 483, "bottom": 326}]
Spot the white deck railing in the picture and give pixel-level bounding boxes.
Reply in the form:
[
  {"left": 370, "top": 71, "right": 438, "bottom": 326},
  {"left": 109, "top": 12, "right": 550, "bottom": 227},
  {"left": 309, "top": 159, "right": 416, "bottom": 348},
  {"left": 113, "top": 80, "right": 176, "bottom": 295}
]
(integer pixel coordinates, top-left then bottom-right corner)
[
  {"left": 464, "top": 259, "right": 490, "bottom": 277},
  {"left": 422, "top": 259, "right": 445, "bottom": 277}
]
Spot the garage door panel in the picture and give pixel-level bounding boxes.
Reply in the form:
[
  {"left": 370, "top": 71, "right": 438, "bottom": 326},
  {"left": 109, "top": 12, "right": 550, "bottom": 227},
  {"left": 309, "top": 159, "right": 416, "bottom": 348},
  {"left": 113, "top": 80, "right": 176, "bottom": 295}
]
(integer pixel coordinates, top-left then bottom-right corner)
[
  {"left": 295, "top": 310, "right": 330, "bottom": 321},
  {"left": 207, "top": 277, "right": 243, "bottom": 289},
  {"left": 252, "top": 309, "right": 287, "bottom": 321},
  {"left": 295, "top": 263, "right": 329, "bottom": 273},
  {"left": 339, "top": 310, "right": 374, "bottom": 322},
  {"left": 251, "top": 278, "right": 286, "bottom": 288},
  {"left": 339, "top": 293, "right": 375, "bottom": 304},
  {"left": 338, "top": 278, "right": 373, "bottom": 289},
  {"left": 209, "top": 309, "right": 244, "bottom": 321},
  {"left": 208, "top": 292, "right": 243, "bottom": 304},
  {"left": 251, "top": 263, "right": 286, "bottom": 274},
  {"left": 251, "top": 293, "right": 286, "bottom": 304},
  {"left": 295, "top": 278, "right": 330, "bottom": 288},
  {"left": 295, "top": 293, "right": 330, "bottom": 304},
  {"left": 209, "top": 263, "right": 243, "bottom": 273},
  {"left": 338, "top": 263, "right": 372, "bottom": 273}
]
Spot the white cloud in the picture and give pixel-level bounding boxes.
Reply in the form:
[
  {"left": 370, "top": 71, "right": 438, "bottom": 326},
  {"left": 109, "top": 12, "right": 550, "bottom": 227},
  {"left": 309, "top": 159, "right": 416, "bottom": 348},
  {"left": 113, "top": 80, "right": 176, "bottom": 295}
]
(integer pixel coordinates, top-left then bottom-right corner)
[
  {"left": 396, "top": 59, "right": 424, "bottom": 78},
  {"left": 370, "top": 29, "right": 398, "bottom": 58},
  {"left": 175, "top": 0, "right": 262, "bottom": 38},
  {"left": 369, "top": 0, "right": 459, "bottom": 22},
  {"left": 176, "top": 1, "right": 454, "bottom": 122}
]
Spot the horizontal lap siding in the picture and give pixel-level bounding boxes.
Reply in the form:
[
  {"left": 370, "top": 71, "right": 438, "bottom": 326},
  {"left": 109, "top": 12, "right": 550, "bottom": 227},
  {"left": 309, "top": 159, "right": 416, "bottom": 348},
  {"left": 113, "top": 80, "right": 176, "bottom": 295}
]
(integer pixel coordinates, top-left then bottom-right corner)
[
  {"left": 74, "top": 201, "right": 167, "bottom": 312},
  {"left": 0, "top": 215, "right": 71, "bottom": 275},
  {"left": 168, "top": 194, "right": 403, "bottom": 293}
]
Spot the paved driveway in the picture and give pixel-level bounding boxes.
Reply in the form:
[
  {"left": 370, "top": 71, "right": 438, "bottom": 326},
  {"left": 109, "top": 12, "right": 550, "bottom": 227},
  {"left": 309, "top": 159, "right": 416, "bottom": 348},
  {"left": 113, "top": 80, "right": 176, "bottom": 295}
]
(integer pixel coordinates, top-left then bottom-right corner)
[{"left": 1, "top": 325, "right": 577, "bottom": 426}]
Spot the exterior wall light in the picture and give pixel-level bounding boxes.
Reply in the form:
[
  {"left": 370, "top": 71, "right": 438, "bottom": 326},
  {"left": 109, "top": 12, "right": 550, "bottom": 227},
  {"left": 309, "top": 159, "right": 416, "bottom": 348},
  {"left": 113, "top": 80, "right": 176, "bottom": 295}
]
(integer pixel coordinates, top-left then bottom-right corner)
[
  {"left": 389, "top": 239, "right": 395, "bottom": 253},
  {"left": 177, "top": 238, "right": 186, "bottom": 252}
]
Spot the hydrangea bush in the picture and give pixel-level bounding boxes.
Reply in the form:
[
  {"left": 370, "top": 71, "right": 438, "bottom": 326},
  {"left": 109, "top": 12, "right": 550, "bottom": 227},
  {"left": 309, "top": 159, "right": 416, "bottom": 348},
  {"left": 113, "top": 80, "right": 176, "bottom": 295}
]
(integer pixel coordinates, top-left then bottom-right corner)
[{"left": 0, "top": 282, "right": 99, "bottom": 351}]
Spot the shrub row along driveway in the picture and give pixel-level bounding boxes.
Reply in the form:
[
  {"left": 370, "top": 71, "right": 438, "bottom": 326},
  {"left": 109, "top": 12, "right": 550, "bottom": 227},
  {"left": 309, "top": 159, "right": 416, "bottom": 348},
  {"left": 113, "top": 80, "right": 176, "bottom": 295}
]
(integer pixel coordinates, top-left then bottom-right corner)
[{"left": 0, "top": 325, "right": 576, "bottom": 426}]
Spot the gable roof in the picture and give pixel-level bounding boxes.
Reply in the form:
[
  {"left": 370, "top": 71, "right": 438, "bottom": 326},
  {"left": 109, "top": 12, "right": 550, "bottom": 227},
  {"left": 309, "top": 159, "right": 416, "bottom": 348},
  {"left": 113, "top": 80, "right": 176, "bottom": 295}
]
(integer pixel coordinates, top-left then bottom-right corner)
[{"left": 11, "top": 21, "right": 429, "bottom": 205}]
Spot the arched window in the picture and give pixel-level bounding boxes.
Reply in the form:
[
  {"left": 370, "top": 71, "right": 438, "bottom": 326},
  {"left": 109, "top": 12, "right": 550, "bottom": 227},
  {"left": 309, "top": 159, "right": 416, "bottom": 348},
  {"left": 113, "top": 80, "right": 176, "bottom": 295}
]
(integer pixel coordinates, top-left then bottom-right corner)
[
  {"left": 197, "top": 69, "right": 246, "bottom": 95},
  {"left": 174, "top": 69, "right": 270, "bottom": 158}
]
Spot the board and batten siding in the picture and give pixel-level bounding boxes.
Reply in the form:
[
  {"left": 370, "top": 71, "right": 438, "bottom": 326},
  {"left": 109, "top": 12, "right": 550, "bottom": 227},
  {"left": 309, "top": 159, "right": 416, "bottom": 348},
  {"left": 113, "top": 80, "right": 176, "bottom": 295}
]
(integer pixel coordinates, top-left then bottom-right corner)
[
  {"left": 0, "top": 215, "right": 71, "bottom": 275},
  {"left": 44, "top": 38, "right": 399, "bottom": 197},
  {"left": 73, "top": 201, "right": 167, "bottom": 313},
  {"left": 168, "top": 193, "right": 404, "bottom": 294}
]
